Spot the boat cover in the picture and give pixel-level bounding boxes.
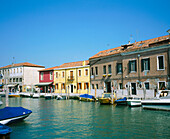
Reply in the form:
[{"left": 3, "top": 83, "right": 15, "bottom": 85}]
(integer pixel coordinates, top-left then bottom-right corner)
[
  {"left": 79, "top": 94, "right": 95, "bottom": 99},
  {"left": 0, "top": 123, "right": 12, "bottom": 135},
  {"left": 115, "top": 97, "right": 127, "bottom": 102},
  {"left": 0, "top": 107, "right": 32, "bottom": 121}
]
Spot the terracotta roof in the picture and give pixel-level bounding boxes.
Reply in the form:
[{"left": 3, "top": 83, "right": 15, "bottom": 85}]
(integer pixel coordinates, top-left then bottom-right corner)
[
  {"left": 55, "top": 60, "right": 89, "bottom": 69},
  {"left": 90, "top": 35, "right": 169, "bottom": 59},
  {"left": 0, "top": 62, "right": 45, "bottom": 69},
  {"left": 39, "top": 66, "right": 59, "bottom": 71}
]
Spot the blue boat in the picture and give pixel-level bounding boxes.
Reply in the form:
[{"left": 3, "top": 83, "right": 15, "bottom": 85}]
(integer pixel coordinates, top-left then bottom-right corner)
[
  {"left": 0, "top": 123, "right": 12, "bottom": 135},
  {"left": 0, "top": 107, "right": 32, "bottom": 125},
  {"left": 79, "top": 94, "right": 95, "bottom": 102},
  {"left": 115, "top": 97, "right": 127, "bottom": 105}
]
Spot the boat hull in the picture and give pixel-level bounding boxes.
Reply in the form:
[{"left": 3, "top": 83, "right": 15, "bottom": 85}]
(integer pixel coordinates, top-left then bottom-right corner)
[
  {"left": 0, "top": 113, "right": 31, "bottom": 125},
  {"left": 98, "top": 98, "right": 112, "bottom": 104},
  {"left": 141, "top": 100, "right": 170, "bottom": 111},
  {"left": 79, "top": 97, "right": 94, "bottom": 102},
  {"left": 127, "top": 100, "right": 141, "bottom": 107}
]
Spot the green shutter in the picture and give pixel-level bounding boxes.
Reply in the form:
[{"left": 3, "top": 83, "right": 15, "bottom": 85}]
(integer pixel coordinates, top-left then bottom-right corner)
[
  {"left": 129, "top": 61, "right": 131, "bottom": 73},
  {"left": 148, "top": 58, "right": 150, "bottom": 70},
  {"left": 134, "top": 60, "right": 137, "bottom": 71},
  {"left": 141, "top": 59, "right": 144, "bottom": 72}
]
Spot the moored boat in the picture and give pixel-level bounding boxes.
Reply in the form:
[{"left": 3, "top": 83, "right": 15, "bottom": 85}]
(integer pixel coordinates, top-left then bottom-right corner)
[
  {"left": 141, "top": 90, "right": 170, "bottom": 111},
  {"left": 115, "top": 97, "right": 127, "bottom": 105},
  {"left": 0, "top": 107, "right": 32, "bottom": 125},
  {"left": 98, "top": 93, "right": 114, "bottom": 104},
  {"left": 79, "top": 94, "right": 95, "bottom": 102},
  {"left": 0, "top": 101, "right": 3, "bottom": 106},
  {"left": 32, "top": 93, "right": 40, "bottom": 98},
  {"left": 8, "top": 92, "right": 20, "bottom": 97},
  {"left": 127, "top": 98, "right": 141, "bottom": 107},
  {"left": 44, "top": 93, "right": 52, "bottom": 99},
  {"left": 0, "top": 123, "right": 12, "bottom": 138}
]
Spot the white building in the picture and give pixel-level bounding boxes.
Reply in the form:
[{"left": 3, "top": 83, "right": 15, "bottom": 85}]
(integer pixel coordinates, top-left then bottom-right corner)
[{"left": 0, "top": 62, "right": 45, "bottom": 92}]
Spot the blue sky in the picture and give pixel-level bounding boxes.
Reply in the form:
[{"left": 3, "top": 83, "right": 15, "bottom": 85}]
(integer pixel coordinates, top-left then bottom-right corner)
[{"left": 0, "top": 0, "right": 170, "bottom": 68}]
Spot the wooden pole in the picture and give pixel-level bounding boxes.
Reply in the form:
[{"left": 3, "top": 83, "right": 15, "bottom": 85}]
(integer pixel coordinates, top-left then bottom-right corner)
[{"left": 111, "top": 82, "right": 113, "bottom": 104}]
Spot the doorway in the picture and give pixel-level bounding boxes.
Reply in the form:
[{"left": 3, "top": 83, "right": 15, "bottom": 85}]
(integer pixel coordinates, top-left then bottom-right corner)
[
  {"left": 70, "top": 84, "right": 74, "bottom": 93},
  {"left": 105, "top": 82, "right": 111, "bottom": 93},
  {"left": 131, "top": 83, "right": 136, "bottom": 95}
]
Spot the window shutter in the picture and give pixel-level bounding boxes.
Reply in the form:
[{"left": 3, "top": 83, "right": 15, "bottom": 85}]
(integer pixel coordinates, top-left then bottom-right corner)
[
  {"left": 134, "top": 60, "right": 137, "bottom": 71},
  {"left": 141, "top": 59, "right": 144, "bottom": 72},
  {"left": 129, "top": 61, "right": 131, "bottom": 73},
  {"left": 84, "top": 83, "right": 86, "bottom": 90},
  {"left": 116, "top": 64, "right": 118, "bottom": 74},
  {"left": 148, "top": 58, "right": 150, "bottom": 70},
  {"left": 77, "top": 83, "right": 79, "bottom": 90}
]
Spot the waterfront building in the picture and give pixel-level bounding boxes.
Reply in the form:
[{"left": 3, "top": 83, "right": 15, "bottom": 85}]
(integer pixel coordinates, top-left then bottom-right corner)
[
  {"left": 89, "top": 34, "right": 170, "bottom": 99},
  {"left": 36, "top": 66, "right": 58, "bottom": 93},
  {"left": 54, "top": 60, "right": 90, "bottom": 94},
  {"left": 0, "top": 62, "right": 45, "bottom": 92}
]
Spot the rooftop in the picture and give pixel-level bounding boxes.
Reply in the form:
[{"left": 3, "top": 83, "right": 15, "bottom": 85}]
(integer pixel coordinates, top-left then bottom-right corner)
[
  {"left": 89, "top": 35, "right": 169, "bottom": 60},
  {"left": 0, "top": 62, "right": 45, "bottom": 69}
]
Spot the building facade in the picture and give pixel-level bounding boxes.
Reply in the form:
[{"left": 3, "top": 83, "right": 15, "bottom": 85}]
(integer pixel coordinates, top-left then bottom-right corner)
[
  {"left": 89, "top": 35, "right": 170, "bottom": 99},
  {"left": 0, "top": 62, "right": 45, "bottom": 92},
  {"left": 36, "top": 66, "right": 58, "bottom": 93},
  {"left": 54, "top": 61, "right": 90, "bottom": 94}
]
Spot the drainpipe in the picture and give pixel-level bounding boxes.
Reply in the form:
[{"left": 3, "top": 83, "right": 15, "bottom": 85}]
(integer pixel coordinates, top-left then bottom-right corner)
[{"left": 167, "top": 29, "right": 170, "bottom": 89}]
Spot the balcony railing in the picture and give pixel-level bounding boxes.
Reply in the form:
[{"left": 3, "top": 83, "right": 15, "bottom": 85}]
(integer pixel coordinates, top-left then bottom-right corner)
[{"left": 67, "top": 76, "right": 74, "bottom": 81}]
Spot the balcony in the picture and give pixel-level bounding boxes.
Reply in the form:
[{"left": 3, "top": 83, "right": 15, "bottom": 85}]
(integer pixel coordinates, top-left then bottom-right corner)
[{"left": 67, "top": 76, "right": 74, "bottom": 81}]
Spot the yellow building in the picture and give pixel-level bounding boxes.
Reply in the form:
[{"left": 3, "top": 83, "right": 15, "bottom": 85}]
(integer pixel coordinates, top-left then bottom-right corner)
[{"left": 54, "top": 60, "right": 90, "bottom": 94}]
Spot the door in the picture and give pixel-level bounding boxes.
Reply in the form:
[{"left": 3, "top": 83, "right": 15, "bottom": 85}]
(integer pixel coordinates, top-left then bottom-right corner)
[
  {"left": 70, "top": 71, "right": 73, "bottom": 79},
  {"left": 71, "top": 84, "right": 74, "bottom": 93},
  {"left": 131, "top": 83, "right": 136, "bottom": 95},
  {"left": 106, "top": 82, "right": 111, "bottom": 93}
]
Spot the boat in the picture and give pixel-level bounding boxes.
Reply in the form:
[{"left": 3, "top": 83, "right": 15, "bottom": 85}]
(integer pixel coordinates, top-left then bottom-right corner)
[
  {"left": 0, "top": 123, "right": 12, "bottom": 138},
  {"left": 0, "top": 107, "right": 32, "bottom": 125},
  {"left": 32, "top": 93, "right": 40, "bottom": 98},
  {"left": 98, "top": 93, "right": 114, "bottom": 104},
  {"left": 44, "top": 93, "right": 52, "bottom": 99},
  {"left": 56, "top": 95, "right": 66, "bottom": 100},
  {"left": 127, "top": 98, "right": 141, "bottom": 107},
  {"left": 8, "top": 92, "right": 20, "bottom": 97},
  {"left": 141, "top": 90, "right": 170, "bottom": 111},
  {"left": 79, "top": 94, "right": 95, "bottom": 102},
  {"left": 115, "top": 97, "right": 127, "bottom": 105}
]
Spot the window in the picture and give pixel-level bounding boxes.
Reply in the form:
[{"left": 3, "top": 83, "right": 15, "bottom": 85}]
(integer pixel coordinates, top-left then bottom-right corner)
[
  {"left": 141, "top": 58, "right": 150, "bottom": 71},
  {"left": 10, "top": 78, "right": 12, "bottom": 83},
  {"left": 91, "top": 67, "right": 94, "bottom": 75},
  {"left": 19, "top": 78, "right": 22, "bottom": 82},
  {"left": 61, "top": 83, "right": 65, "bottom": 90},
  {"left": 55, "top": 83, "right": 58, "bottom": 90},
  {"left": 13, "top": 78, "right": 15, "bottom": 82},
  {"left": 14, "top": 69, "right": 15, "bottom": 73},
  {"left": 92, "top": 84, "right": 94, "bottom": 89},
  {"left": 0, "top": 70, "right": 1, "bottom": 74},
  {"left": 85, "top": 69, "right": 88, "bottom": 76},
  {"left": 157, "top": 56, "right": 164, "bottom": 70},
  {"left": 77, "top": 83, "right": 82, "bottom": 90},
  {"left": 117, "top": 63, "right": 122, "bottom": 74},
  {"left": 16, "top": 78, "right": 18, "bottom": 82},
  {"left": 62, "top": 72, "right": 65, "bottom": 78},
  {"left": 50, "top": 72, "right": 53, "bottom": 80},
  {"left": 119, "top": 83, "right": 123, "bottom": 89},
  {"left": 20, "top": 68, "right": 22, "bottom": 73},
  {"left": 17, "top": 68, "right": 19, "bottom": 73},
  {"left": 129, "top": 60, "right": 137, "bottom": 72},
  {"left": 78, "top": 70, "right": 81, "bottom": 77},
  {"left": 84, "top": 83, "right": 89, "bottom": 90},
  {"left": 96, "top": 84, "right": 98, "bottom": 89},
  {"left": 41, "top": 72, "right": 44, "bottom": 80},
  {"left": 158, "top": 82, "right": 165, "bottom": 90},
  {"left": 56, "top": 72, "right": 58, "bottom": 78},
  {"left": 103, "top": 65, "right": 106, "bottom": 74},
  {"left": 95, "top": 67, "right": 98, "bottom": 76},
  {"left": 144, "top": 82, "right": 149, "bottom": 90},
  {"left": 108, "top": 65, "right": 112, "bottom": 74}
]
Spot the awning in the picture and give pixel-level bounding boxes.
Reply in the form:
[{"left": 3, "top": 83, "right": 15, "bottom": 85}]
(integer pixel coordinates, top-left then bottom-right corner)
[
  {"left": 7, "top": 84, "right": 18, "bottom": 87},
  {"left": 35, "top": 82, "right": 53, "bottom": 86}
]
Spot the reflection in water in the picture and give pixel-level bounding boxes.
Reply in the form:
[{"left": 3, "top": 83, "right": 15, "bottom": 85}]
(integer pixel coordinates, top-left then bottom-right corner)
[{"left": 0, "top": 97, "right": 170, "bottom": 138}]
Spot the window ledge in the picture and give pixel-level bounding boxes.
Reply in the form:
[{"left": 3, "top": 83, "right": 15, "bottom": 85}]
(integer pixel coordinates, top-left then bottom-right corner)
[
  {"left": 130, "top": 71, "right": 136, "bottom": 73},
  {"left": 157, "top": 69, "right": 165, "bottom": 71}
]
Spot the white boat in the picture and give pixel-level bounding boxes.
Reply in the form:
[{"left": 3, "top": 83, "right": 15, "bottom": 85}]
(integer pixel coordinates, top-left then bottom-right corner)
[
  {"left": 141, "top": 90, "right": 170, "bottom": 111},
  {"left": 32, "top": 93, "right": 40, "bottom": 98},
  {"left": 127, "top": 98, "right": 141, "bottom": 107},
  {"left": 44, "top": 93, "right": 52, "bottom": 99}
]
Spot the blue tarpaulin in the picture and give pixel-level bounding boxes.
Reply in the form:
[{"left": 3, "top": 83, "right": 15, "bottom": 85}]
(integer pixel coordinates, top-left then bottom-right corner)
[
  {"left": 0, "top": 124, "right": 12, "bottom": 135},
  {"left": 0, "top": 85, "right": 3, "bottom": 87},
  {"left": 0, "top": 107, "right": 32, "bottom": 121},
  {"left": 79, "top": 94, "right": 95, "bottom": 99}
]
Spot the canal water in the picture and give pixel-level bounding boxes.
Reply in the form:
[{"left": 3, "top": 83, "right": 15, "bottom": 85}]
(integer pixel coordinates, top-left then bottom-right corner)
[{"left": 0, "top": 97, "right": 170, "bottom": 139}]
